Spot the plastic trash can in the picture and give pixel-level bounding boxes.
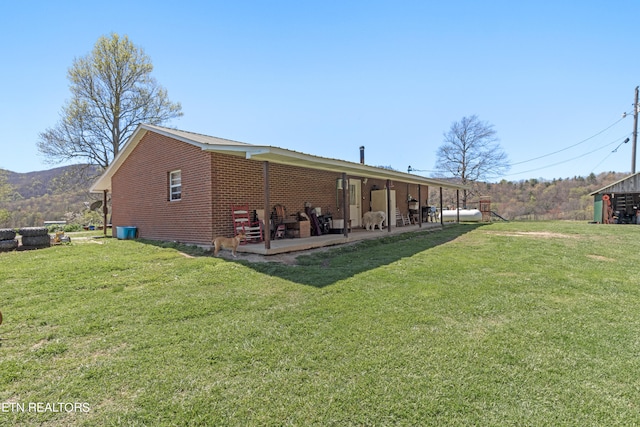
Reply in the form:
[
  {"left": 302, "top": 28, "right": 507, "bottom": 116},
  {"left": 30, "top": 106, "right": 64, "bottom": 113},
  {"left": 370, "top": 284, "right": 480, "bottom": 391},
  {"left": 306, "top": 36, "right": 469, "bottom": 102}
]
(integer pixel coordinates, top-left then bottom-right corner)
[{"left": 116, "top": 226, "right": 137, "bottom": 240}]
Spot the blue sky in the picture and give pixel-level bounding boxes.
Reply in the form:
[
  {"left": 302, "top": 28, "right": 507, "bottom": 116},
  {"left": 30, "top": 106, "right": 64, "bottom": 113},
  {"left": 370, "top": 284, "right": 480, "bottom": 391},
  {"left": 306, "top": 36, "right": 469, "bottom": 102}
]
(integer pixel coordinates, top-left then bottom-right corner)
[{"left": 1, "top": 1, "right": 639, "bottom": 181}]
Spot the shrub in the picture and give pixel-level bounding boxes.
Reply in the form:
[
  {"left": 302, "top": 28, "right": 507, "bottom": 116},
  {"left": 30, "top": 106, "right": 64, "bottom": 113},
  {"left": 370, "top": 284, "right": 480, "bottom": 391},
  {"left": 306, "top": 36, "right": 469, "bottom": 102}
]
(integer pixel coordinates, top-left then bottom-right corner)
[{"left": 63, "top": 224, "right": 83, "bottom": 232}]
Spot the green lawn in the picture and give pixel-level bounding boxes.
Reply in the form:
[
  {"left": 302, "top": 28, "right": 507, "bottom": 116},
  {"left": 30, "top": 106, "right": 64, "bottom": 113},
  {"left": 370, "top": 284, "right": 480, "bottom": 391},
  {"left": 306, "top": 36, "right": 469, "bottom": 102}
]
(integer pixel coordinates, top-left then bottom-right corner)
[{"left": 2, "top": 222, "right": 640, "bottom": 425}]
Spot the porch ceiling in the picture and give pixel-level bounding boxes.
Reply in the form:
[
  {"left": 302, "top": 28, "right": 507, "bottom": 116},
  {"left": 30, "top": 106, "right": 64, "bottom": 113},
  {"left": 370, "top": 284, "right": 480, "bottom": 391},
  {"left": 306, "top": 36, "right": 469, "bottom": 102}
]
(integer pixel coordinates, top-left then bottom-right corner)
[{"left": 204, "top": 145, "right": 467, "bottom": 189}]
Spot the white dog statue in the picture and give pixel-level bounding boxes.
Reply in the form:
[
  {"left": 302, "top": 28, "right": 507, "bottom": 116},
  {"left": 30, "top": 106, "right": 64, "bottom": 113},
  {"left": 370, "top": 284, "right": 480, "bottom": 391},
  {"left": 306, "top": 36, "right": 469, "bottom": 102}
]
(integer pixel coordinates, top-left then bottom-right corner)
[{"left": 363, "top": 211, "right": 386, "bottom": 231}]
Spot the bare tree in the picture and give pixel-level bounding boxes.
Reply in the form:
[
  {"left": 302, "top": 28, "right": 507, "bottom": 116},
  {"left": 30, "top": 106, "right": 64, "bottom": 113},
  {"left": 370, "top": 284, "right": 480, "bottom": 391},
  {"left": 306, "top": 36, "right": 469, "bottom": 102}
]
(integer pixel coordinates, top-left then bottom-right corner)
[
  {"left": 435, "top": 115, "right": 509, "bottom": 206},
  {"left": 38, "top": 33, "right": 183, "bottom": 170}
]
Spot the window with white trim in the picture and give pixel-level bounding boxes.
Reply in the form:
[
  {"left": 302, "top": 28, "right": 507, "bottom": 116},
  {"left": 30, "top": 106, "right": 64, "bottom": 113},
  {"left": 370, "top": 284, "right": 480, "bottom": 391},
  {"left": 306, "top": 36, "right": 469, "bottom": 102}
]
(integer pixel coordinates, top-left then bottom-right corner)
[{"left": 169, "top": 170, "right": 182, "bottom": 201}]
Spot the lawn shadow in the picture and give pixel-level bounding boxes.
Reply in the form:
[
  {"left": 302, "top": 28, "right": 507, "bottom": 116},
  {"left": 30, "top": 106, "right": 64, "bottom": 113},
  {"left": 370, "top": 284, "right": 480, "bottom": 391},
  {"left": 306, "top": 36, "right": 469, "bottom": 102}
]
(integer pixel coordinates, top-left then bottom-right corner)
[
  {"left": 238, "top": 223, "right": 487, "bottom": 288},
  {"left": 138, "top": 223, "right": 487, "bottom": 288}
]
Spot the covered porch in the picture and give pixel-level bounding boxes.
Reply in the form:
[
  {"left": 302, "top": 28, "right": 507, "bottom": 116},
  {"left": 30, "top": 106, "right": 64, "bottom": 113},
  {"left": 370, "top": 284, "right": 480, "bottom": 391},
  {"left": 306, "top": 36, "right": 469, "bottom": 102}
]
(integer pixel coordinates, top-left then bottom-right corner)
[{"left": 235, "top": 221, "right": 444, "bottom": 256}]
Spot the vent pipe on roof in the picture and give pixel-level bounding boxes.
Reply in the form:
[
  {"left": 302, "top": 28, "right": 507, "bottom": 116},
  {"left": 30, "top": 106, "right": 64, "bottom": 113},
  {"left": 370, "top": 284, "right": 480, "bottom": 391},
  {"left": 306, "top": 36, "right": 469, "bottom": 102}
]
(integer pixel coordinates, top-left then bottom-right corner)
[{"left": 360, "top": 146, "right": 365, "bottom": 164}]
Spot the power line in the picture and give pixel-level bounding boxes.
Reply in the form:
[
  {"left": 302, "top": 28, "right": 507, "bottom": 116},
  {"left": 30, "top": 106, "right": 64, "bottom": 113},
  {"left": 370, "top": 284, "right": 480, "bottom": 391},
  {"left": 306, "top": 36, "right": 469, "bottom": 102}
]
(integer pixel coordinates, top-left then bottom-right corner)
[
  {"left": 407, "top": 166, "right": 440, "bottom": 174},
  {"left": 590, "top": 137, "right": 631, "bottom": 173},
  {"left": 509, "top": 116, "right": 627, "bottom": 167},
  {"left": 409, "top": 115, "right": 632, "bottom": 179},
  {"left": 505, "top": 135, "right": 628, "bottom": 177}
]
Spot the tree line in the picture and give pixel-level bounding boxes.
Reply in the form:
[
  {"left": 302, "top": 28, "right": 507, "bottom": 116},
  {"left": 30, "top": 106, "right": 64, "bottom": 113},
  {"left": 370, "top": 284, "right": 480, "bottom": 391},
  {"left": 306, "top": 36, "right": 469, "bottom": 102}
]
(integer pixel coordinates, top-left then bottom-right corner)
[
  {"left": 0, "top": 166, "right": 624, "bottom": 228},
  {"left": 431, "top": 171, "right": 625, "bottom": 221}
]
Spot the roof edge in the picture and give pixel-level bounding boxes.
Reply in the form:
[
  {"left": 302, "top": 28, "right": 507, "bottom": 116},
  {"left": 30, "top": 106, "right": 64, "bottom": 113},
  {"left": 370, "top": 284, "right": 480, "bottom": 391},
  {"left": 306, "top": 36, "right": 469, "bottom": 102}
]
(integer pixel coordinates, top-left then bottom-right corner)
[
  {"left": 90, "top": 124, "right": 469, "bottom": 192},
  {"left": 589, "top": 172, "right": 640, "bottom": 195}
]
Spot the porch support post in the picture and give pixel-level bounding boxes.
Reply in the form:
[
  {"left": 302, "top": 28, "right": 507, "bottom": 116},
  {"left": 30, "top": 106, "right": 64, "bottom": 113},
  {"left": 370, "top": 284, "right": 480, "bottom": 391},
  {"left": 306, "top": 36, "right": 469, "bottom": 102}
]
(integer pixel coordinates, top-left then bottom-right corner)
[
  {"left": 263, "top": 161, "right": 271, "bottom": 250},
  {"left": 439, "top": 186, "right": 443, "bottom": 226},
  {"left": 456, "top": 189, "right": 460, "bottom": 223},
  {"left": 387, "top": 179, "right": 392, "bottom": 233},
  {"left": 342, "top": 172, "right": 349, "bottom": 237},
  {"left": 103, "top": 190, "right": 108, "bottom": 236},
  {"left": 417, "top": 184, "right": 422, "bottom": 228}
]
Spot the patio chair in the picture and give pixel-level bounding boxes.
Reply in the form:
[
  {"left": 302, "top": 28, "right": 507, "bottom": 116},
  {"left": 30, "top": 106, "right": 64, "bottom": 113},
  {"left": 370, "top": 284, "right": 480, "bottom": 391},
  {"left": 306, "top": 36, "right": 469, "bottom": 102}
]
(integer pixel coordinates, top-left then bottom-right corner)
[
  {"left": 396, "top": 208, "right": 410, "bottom": 226},
  {"left": 271, "top": 204, "right": 291, "bottom": 238},
  {"left": 232, "top": 204, "right": 263, "bottom": 243}
]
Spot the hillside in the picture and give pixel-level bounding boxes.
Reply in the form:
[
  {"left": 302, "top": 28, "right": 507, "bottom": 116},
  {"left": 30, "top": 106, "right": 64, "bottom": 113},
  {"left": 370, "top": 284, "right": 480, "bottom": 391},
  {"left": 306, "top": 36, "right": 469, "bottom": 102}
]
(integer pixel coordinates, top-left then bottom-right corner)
[
  {"left": 495, "top": 172, "right": 625, "bottom": 220},
  {"left": 463, "top": 171, "right": 626, "bottom": 221},
  {"left": 0, "top": 164, "right": 102, "bottom": 228},
  {"left": 421, "top": 171, "right": 625, "bottom": 222},
  {"left": 0, "top": 165, "right": 628, "bottom": 228}
]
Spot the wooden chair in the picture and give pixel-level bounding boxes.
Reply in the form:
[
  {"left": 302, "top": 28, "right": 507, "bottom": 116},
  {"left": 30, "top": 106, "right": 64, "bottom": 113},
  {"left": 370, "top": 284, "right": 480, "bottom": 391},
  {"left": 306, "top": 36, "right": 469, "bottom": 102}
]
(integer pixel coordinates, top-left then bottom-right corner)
[
  {"left": 272, "top": 204, "right": 295, "bottom": 238},
  {"left": 232, "top": 204, "right": 263, "bottom": 243},
  {"left": 272, "top": 204, "right": 287, "bottom": 224},
  {"left": 409, "top": 211, "right": 420, "bottom": 224},
  {"left": 396, "top": 208, "right": 410, "bottom": 226}
]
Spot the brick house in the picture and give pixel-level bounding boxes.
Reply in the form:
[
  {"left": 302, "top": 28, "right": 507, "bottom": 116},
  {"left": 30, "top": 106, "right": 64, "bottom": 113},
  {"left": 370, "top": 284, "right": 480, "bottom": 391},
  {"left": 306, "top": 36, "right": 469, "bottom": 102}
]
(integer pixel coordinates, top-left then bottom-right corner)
[{"left": 90, "top": 124, "right": 466, "bottom": 249}]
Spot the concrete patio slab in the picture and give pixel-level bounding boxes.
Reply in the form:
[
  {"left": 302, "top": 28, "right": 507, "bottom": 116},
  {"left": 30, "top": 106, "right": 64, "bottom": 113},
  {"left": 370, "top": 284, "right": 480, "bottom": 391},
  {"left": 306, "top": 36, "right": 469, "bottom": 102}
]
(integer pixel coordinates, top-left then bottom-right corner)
[{"left": 235, "top": 222, "right": 444, "bottom": 256}]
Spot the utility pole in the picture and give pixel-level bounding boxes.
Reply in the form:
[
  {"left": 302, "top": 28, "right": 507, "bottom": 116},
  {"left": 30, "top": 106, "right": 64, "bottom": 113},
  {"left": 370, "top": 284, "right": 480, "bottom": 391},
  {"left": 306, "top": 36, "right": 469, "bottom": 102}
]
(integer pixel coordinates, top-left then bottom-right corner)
[{"left": 633, "top": 86, "right": 639, "bottom": 174}]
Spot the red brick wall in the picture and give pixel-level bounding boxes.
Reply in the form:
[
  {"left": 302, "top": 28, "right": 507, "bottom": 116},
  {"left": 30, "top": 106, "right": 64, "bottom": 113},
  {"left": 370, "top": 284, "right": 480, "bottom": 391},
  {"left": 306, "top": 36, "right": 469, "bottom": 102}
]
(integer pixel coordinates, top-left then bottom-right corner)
[
  {"left": 211, "top": 154, "right": 342, "bottom": 238},
  {"left": 112, "top": 131, "right": 347, "bottom": 244},
  {"left": 112, "top": 132, "right": 213, "bottom": 244},
  {"left": 111, "top": 130, "right": 438, "bottom": 245}
]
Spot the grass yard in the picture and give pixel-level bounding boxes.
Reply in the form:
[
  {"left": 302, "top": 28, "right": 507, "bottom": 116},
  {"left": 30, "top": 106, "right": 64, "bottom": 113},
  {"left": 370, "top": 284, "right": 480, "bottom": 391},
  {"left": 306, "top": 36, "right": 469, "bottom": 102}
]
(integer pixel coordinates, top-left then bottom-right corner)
[{"left": 2, "top": 221, "right": 640, "bottom": 425}]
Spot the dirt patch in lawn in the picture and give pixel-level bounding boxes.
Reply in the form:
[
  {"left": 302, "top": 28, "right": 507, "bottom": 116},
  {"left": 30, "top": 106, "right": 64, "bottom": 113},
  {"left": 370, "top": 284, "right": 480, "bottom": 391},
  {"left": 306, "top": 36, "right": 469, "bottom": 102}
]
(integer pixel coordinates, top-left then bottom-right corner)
[
  {"left": 487, "top": 231, "right": 579, "bottom": 239},
  {"left": 586, "top": 254, "right": 615, "bottom": 262},
  {"left": 218, "top": 245, "right": 340, "bottom": 265}
]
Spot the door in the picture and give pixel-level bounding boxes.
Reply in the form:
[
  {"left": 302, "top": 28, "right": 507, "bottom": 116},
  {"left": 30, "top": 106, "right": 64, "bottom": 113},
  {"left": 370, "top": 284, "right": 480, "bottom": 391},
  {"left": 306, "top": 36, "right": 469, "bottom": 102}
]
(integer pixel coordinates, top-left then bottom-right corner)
[
  {"left": 593, "top": 194, "right": 603, "bottom": 223},
  {"left": 349, "top": 179, "right": 362, "bottom": 227}
]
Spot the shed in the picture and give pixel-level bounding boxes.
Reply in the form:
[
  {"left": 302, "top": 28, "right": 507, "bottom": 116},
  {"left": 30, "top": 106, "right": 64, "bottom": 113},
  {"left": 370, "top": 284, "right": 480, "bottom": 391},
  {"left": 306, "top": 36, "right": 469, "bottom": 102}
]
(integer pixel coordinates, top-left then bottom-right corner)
[{"left": 589, "top": 173, "right": 640, "bottom": 224}]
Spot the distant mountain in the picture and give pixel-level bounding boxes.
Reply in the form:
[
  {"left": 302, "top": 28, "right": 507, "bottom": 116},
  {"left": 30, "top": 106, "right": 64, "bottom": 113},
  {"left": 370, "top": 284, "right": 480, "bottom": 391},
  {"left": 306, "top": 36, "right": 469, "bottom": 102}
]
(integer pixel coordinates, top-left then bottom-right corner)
[
  {"left": 0, "top": 164, "right": 103, "bottom": 228},
  {"left": 4, "top": 164, "right": 101, "bottom": 199}
]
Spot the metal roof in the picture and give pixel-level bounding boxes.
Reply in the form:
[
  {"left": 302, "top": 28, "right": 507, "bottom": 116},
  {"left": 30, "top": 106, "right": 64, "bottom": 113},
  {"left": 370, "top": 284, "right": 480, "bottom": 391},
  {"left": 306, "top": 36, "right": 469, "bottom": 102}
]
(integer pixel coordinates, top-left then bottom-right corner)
[
  {"left": 90, "top": 124, "right": 468, "bottom": 193},
  {"left": 589, "top": 172, "right": 640, "bottom": 196}
]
